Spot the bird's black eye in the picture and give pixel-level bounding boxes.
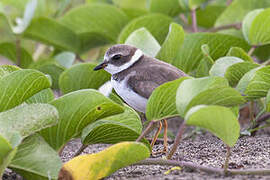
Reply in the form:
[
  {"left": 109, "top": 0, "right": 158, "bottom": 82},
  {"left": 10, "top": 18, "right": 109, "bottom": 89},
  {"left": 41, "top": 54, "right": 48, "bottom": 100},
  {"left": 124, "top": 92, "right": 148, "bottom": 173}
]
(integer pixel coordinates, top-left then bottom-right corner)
[{"left": 112, "top": 54, "right": 122, "bottom": 60}]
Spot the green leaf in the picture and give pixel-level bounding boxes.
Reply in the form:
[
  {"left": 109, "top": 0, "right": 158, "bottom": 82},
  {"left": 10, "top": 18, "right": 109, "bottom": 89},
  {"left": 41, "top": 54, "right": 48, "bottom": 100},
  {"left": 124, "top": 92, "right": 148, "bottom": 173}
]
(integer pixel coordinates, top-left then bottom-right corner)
[
  {"left": 176, "top": 76, "right": 244, "bottom": 116},
  {"left": 60, "top": 142, "right": 150, "bottom": 179},
  {"left": 0, "top": 104, "right": 58, "bottom": 139},
  {"left": 266, "top": 89, "right": 270, "bottom": 112},
  {"left": 209, "top": 56, "right": 244, "bottom": 77},
  {"left": 249, "top": 8, "right": 270, "bottom": 46},
  {"left": 40, "top": 89, "right": 124, "bottom": 151},
  {"left": 242, "top": 9, "right": 264, "bottom": 44},
  {"left": 193, "top": 5, "right": 226, "bottom": 28},
  {"left": 226, "top": 47, "right": 253, "bottom": 62},
  {"left": 0, "top": 65, "right": 20, "bottom": 78},
  {"left": 26, "top": 88, "right": 54, "bottom": 104},
  {"left": 30, "top": 59, "right": 65, "bottom": 89},
  {"left": 12, "top": 0, "right": 37, "bottom": 34},
  {"left": 81, "top": 106, "right": 147, "bottom": 145},
  {"left": 173, "top": 33, "right": 250, "bottom": 73},
  {"left": 185, "top": 105, "right": 240, "bottom": 147},
  {"left": 10, "top": 134, "right": 62, "bottom": 180},
  {"left": 60, "top": 4, "right": 129, "bottom": 45},
  {"left": 236, "top": 66, "right": 270, "bottom": 99},
  {"left": 112, "top": 0, "right": 147, "bottom": 10},
  {"left": 125, "top": 27, "right": 161, "bottom": 57},
  {"left": 0, "top": 42, "right": 33, "bottom": 68},
  {"left": 225, "top": 62, "right": 259, "bottom": 86},
  {"left": 54, "top": 51, "right": 75, "bottom": 69},
  {"left": 156, "top": 23, "right": 185, "bottom": 64},
  {"left": 195, "top": 44, "right": 214, "bottom": 77},
  {"left": 24, "top": 17, "right": 80, "bottom": 52},
  {"left": 0, "top": 69, "right": 51, "bottom": 112},
  {"left": 146, "top": 77, "right": 189, "bottom": 121},
  {"left": 0, "top": 13, "right": 15, "bottom": 42},
  {"left": 215, "top": 0, "right": 270, "bottom": 27},
  {"left": 148, "top": 0, "right": 182, "bottom": 17},
  {"left": 121, "top": 8, "right": 149, "bottom": 19},
  {"left": 118, "top": 13, "right": 173, "bottom": 44},
  {"left": 59, "top": 63, "right": 111, "bottom": 94},
  {"left": 0, "top": 144, "right": 17, "bottom": 178}
]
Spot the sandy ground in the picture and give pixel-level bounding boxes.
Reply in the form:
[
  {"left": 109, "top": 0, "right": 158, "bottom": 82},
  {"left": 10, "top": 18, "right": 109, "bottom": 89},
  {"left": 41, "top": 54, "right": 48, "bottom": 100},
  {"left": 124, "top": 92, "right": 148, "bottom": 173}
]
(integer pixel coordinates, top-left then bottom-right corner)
[{"left": 3, "top": 119, "right": 270, "bottom": 180}]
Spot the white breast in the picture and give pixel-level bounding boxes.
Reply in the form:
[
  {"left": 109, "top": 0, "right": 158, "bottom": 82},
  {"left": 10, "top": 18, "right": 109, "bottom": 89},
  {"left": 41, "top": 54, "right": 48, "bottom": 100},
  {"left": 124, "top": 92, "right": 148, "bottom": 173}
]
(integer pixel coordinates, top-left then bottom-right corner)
[{"left": 111, "top": 76, "right": 147, "bottom": 113}]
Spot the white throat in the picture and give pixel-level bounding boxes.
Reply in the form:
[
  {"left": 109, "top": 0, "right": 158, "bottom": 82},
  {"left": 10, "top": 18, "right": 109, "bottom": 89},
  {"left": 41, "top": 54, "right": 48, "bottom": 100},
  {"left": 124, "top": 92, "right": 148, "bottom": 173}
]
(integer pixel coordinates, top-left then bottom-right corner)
[{"left": 104, "top": 49, "right": 143, "bottom": 74}]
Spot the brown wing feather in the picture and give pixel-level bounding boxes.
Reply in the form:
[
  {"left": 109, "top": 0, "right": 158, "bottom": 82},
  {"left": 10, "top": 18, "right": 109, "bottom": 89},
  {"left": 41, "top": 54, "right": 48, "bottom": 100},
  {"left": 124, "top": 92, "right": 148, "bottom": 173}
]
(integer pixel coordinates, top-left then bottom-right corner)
[{"left": 127, "top": 65, "right": 184, "bottom": 99}]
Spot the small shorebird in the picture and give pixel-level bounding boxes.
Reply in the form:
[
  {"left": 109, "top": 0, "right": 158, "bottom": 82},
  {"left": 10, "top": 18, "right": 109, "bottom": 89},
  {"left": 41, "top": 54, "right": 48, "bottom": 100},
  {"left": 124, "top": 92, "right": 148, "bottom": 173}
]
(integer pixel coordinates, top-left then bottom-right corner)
[{"left": 94, "top": 44, "right": 187, "bottom": 153}]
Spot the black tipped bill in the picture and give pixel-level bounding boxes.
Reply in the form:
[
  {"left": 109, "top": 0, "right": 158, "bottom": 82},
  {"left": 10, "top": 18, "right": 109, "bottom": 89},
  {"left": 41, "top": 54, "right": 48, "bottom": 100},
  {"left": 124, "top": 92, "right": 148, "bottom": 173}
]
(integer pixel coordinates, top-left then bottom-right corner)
[{"left": 94, "top": 62, "right": 107, "bottom": 71}]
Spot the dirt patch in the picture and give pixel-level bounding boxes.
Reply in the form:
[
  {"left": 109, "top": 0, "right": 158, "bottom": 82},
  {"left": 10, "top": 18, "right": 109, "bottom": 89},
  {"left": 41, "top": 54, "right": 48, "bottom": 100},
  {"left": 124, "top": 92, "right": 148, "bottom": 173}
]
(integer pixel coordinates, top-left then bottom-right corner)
[{"left": 3, "top": 120, "right": 270, "bottom": 180}]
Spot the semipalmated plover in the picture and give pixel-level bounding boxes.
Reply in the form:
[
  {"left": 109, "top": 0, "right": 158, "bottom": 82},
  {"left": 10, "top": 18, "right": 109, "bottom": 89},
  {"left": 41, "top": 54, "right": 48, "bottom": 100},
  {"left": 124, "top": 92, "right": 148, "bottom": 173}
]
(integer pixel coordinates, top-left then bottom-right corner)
[{"left": 94, "top": 44, "right": 187, "bottom": 153}]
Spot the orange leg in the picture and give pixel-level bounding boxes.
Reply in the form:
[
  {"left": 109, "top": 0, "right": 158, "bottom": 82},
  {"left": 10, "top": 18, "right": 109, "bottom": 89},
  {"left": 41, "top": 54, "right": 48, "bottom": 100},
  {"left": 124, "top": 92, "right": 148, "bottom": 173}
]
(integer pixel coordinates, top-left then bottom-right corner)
[
  {"left": 150, "top": 121, "right": 162, "bottom": 148},
  {"left": 163, "top": 119, "right": 168, "bottom": 153}
]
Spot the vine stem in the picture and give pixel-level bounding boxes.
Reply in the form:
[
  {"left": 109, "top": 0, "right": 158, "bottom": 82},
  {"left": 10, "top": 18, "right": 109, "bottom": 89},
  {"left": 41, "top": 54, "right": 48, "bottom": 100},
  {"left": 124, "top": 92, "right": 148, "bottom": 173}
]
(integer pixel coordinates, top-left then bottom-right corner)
[
  {"left": 167, "top": 122, "right": 186, "bottom": 159},
  {"left": 248, "top": 45, "right": 257, "bottom": 56},
  {"left": 250, "top": 101, "right": 255, "bottom": 123},
  {"left": 73, "top": 144, "right": 88, "bottom": 157},
  {"left": 15, "top": 36, "right": 21, "bottom": 67},
  {"left": 224, "top": 146, "right": 231, "bottom": 174},
  {"left": 136, "top": 121, "right": 155, "bottom": 142},
  {"left": 191, "top": 8, "right": 198, "bottom": 33},
  {"left": 76, "top": 54, "right": 84, "bottom": 62},
  {"left": 135, "top": 158, "right": 270, "bottom": 175},
  {"left": 206, "top": 23, "right": 242, "bottom": 33}
]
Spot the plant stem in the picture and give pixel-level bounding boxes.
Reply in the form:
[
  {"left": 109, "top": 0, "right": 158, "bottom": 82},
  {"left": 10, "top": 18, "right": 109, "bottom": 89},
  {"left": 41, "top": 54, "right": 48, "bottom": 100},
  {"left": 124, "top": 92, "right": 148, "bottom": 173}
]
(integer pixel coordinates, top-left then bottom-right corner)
[
  {"left": 224, "top": 145, "right": 231, "bottom": 174},
  {"left": 179, "top": 14, "right": 189, "bottom": 25},
  {"left": 227, "top": 0, "right": 233, "bottom": 6},
  {"left": 135, "top": 158, "right": 270, "bottom": 175},
  {"left": 248, "top": 45, "right": 257, "bottom": 56},
  {"left": 206, "top": 23, "right": 242, "bottom": 32},
  {"left": 73, "top": 144, "right": 88, "bottom": 157},
  {"left": 136, "top": 120, "right": 155, "bottom": 142},
  {"left": 250, "top": 101, "right": 255, "bottom": 123},
  {"left": 146, "top": 138, "right": 174, "bottom": 144},
  {"left": 15, "top": 36, "right": 21, "bottom": 67},
  {"left": 167, "top": 122, "right": 186, "bottom": 159},
  {"left": 191, "top": 8, "right": 198, "bottom": 33},
  {"left": 76, "top": 54, "right": 84, "bottom": 62}
]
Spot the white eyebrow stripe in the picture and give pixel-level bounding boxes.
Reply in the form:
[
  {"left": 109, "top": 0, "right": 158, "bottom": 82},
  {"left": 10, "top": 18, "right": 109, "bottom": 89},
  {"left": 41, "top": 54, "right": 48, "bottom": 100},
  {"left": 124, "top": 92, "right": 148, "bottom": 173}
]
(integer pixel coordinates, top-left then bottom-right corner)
[{"left": 104, "top": 49, "right": 143, "bottom": 75}]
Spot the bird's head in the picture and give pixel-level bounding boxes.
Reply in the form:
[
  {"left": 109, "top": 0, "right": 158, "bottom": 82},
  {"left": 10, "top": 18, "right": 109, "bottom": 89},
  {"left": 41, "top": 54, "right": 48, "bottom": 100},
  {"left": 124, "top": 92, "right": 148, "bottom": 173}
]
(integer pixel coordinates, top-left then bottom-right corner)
[{"left": 94, "top": 44, "right": 143, "bottom": 74}]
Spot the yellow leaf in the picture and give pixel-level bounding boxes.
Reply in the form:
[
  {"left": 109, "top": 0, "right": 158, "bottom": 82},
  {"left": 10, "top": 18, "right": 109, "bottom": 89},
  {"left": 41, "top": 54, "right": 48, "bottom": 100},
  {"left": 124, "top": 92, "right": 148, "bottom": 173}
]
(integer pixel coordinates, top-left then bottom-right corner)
[
  {"left": 164, "top": 166, "right": 182, "bottom": 175},
  {"left": 58, "top": 142, "right": 150, "bottom": 180}
]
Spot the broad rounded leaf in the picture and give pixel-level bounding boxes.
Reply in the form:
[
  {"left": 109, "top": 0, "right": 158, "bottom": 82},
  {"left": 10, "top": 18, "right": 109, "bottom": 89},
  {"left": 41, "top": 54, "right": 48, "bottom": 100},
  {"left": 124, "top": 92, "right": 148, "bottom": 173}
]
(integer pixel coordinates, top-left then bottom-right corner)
[
  {"left": 81, "top": 106, "right": 146, "bottom": 145},
  {"left": 0, "top": 13, "right": 15, "bottom": 42},
  {"left": 249, "top": 8, "right": 270, "bottom": 45},
  {"left": 31, "top": 59, "right": 65, "bottom": 89},
  {"left": 40, "top": 89, "right": 124, "bottom": 150},
  {"left": 0, "top": 104, "right": 58, "bottom": 139},
  {"left": 209, "top": 56, "right": 244, "bottom": 77},
  {"left": 226, "top": 47, "right": 253, "bottom": 62},
  {"left": 24, "top": 17, "right": 80, "bottom": 52},
  {"left": 59, "top": 63, "right": 111, "bottom": 94},
  {"left": 59, "top": 142, "right": 150, "bottom": 180},
  {"left": 148, "top": 0, "right": 181, "bottom": 17},
  {"left": 118, "top": 14, "right": 173, "bottom": 44},
  {"left": 236, "top": 66, "right": 270, "bottom": 99},
  {"left": 0, "top": 69, "right": 51, "bottom": 112},
  {"left": 10, "top": 134, "right": 62, "bottom": 180},
  {"left": 60, "top": 4, "right": 129, "bottom": 43},
  {"left": 54, "top": 51, "right": 76, "bottom": 69},
  {"left": 125, "top": 27, "right": 161, "bottom": 57},
  {"left": 266, "top": 89, "right": 270, "bottom": 112},
  {"left": 0, "top": 65, "right": 20, "bottom": 78},
  {"left": 0, "top": 42, "right": 33, "bottom": 68},
  {"left": 242, "top": 9, "right": 263, "bottom": 44},
  {"left": 26, "top": 88, "right": 54, "bottom": 104},
  {"left": 173, "top": 33, "right": 250, "bottom": 73},
  {"left": 112, "top": 0, "right": 147, "bottom": 10},
  {"left": 185, "top": 105, "right": 240, "bottom": 147},
  {"left": 146, "top": 77, "right": 189, "bottom": 121},
  {"left": 215, "top": 0, "right": 270, "bottom": 26},
  {"left": 176, "top": 76, "right": 233, "bottom": 116},
  {"left": 156, "top": 23, "right": 185, "bottom": 64},
  {"left": 225, "top": 62, "right": 259, "bottom": 86}
]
